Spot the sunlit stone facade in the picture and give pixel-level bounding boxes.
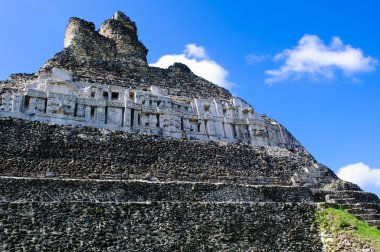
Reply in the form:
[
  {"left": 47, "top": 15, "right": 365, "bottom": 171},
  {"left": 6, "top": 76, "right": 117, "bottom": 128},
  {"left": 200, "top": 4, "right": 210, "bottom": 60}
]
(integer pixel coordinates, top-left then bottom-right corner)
[{"left": 0, "top": 68, "right": 299, "bottom": 148}]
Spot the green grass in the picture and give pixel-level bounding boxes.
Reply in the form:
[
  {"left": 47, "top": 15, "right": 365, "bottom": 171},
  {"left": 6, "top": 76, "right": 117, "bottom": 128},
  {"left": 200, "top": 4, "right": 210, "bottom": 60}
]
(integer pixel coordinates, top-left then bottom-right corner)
[
  {"left": 317, "top": 207, "right": 380, "bottom": 248},
  {"left": 319, "top": 183, "right": 328, "bottom": 190}
]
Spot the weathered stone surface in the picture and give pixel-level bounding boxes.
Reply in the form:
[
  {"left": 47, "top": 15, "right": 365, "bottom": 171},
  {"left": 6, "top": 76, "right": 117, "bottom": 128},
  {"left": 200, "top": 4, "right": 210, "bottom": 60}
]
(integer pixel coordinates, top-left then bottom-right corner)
[
  {"left": 321, "top": 230, "right": 378, "bottom": 252},
  {"left": 36, "top": 12, "right": 231, "bottom": 100},
  {"left": 0, "top": 202, "right": 323, "bottom": 251},
  {"left": 323, "top": 179, "right": 362, "bottom": 191}
]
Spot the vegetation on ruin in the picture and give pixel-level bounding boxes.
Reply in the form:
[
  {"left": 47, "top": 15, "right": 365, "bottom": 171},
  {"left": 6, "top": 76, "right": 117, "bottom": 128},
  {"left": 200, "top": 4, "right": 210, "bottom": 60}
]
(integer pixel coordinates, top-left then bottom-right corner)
[{"left": 317, "top": 207, "right": 380, "bottom": 250}]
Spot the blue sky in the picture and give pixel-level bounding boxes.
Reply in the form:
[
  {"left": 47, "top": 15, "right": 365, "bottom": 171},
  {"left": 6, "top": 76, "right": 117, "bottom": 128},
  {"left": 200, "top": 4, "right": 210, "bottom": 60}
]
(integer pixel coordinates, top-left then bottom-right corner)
[{"left": 1, "top": 0, "right": 379, "bottom": 196}]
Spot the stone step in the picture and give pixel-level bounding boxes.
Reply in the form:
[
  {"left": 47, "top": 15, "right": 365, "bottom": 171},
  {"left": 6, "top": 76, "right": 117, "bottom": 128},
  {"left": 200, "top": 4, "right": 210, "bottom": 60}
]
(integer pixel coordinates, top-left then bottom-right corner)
[
  {"left": 365, "top": 220, "right": 380, "bottom": 229},
  {"left": 341, "top": 203, "right": 379, "bottom": 207},
  {"left": 326, "top": 202, "right": 380, "bottom": 229},
  {"left": 326, "top": 198, "right": 357, "bottom": 204},
  {"left": 355, "top": 213, "right": 380, "bottom": 221},
  {"left": 347, "top": 208, "right": 377, "bottom": 215},
  {"left": 325, "top": 196, "right": 354, "bottom": 200}
]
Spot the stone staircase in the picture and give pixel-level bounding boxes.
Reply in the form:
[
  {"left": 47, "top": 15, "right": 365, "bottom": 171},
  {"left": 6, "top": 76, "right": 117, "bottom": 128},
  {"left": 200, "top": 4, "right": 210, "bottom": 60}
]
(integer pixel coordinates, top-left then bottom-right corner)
[
  {"left": 325, "top": 194, "right": 380, "bottom": 229},
  {"left": 346, "top": 204, "right": 380, "bottom": 229}
]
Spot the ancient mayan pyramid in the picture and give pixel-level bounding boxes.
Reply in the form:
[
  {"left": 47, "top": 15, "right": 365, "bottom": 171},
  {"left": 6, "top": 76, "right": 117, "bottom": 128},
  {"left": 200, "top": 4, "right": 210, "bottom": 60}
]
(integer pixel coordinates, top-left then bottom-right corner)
[{"left": 0, "top": 11, "right": 379, "bottom": 251}]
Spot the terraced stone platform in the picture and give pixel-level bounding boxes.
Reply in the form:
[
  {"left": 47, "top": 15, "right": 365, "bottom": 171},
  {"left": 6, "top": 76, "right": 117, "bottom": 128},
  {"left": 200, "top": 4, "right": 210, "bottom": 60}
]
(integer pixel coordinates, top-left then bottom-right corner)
[
  {"left": 0, "top": 118, "right": 336, "bottom": 187},
  {"left": 0, "top": 177, "right": 323, "bottom": 251},
  {"left": 0, "top": 176, "right": 378, "bottom": 251}
]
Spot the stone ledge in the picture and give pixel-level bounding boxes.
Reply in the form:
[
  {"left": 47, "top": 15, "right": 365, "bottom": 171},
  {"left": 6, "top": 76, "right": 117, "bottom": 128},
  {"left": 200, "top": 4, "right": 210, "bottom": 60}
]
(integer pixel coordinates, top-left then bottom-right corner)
[
  {"left": 1, "top": 177, "right": 378, "bottom": 205},
  {"left": 0, "top": 176, "right": 316, "bottom": 203}
]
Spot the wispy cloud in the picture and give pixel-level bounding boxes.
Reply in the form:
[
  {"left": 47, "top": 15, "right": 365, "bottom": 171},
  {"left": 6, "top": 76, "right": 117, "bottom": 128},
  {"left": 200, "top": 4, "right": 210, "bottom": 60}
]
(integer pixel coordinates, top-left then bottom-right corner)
[
  {"left": 265, "top": 35, "right": 378, "bottom": 84},
  {"left": 150, "top": 44, "right": 235, "bottom": 89},
  {"left": 337, "top": 162, "right": 380, "bottom": 189},
  {"left": 245, "top": 54, "right": 271, "bottom": 65}
]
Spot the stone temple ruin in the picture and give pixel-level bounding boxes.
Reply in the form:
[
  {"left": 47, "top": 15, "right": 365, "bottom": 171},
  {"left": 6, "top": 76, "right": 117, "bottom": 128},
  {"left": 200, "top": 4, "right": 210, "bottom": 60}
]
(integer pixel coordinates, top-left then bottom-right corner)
[
  {"left": 0, "top": 11, "right": 298, "bottom": 149},
  {"left": 0, "top": 11, "right": 379, "bottom": 251}
]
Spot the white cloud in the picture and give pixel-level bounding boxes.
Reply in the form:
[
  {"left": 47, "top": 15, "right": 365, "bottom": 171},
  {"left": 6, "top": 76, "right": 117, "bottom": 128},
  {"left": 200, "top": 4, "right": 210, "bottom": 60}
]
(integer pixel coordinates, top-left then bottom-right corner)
[
  {"left": 150, "top": 43, "right": 235, "bottom": 89},
  {"left": 184, "top": 44, "right": 207, "bottom": 59},
  {"left": 337, "top": 162, "right": 380, "bottom": 189},
  {"left": 265, "top": 35, "right": 378, "bottom": 84},
  {"left": 246, "top": 54, "right": 271, "bottom": 65}
]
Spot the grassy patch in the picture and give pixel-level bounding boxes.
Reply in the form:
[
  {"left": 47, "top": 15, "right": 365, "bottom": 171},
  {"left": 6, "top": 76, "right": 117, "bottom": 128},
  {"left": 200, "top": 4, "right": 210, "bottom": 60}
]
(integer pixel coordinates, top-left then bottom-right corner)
[
  {"left": 319, "top": 183, "right": 328, "bottom": 190},
  {"left": 317, "top": 207, "right": 380, "bottom": 248}
]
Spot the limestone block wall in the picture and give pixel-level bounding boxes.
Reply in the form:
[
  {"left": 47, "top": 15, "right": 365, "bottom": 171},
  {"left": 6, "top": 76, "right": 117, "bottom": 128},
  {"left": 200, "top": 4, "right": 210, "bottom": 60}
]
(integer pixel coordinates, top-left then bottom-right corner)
[
  {"left": 0, "top": 201, "right": 323, "bottom": 251},
  {"left": 0, "top": 174, "right": 378, "bottom": 251},
  {"left": 0, "top": 118, "right": 336, "bottom": 187}
]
